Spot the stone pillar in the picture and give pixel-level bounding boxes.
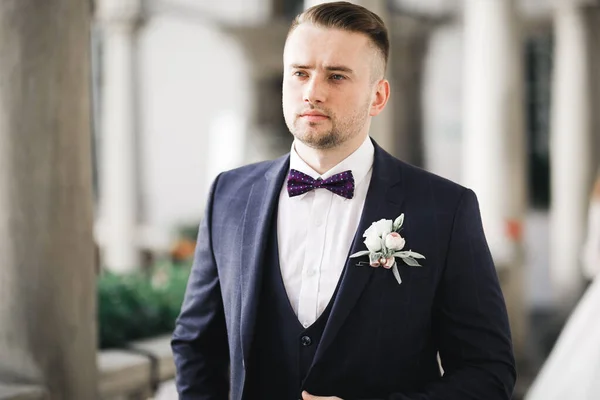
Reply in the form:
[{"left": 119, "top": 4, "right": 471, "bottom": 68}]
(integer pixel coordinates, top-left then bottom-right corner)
[
  {"left": 96, "top": 0, "right": 142, "bottom": 273},
  {"left": 303, "top": 0, "right": 396, "bottom": 155},
  {"left": 422, "top": 23, "right": 463, "bottom": 182},
  {"left": 203, "top": 110, "right": 248, "bottom": 209},
  {"left": 390, "top": 17, "right": 428, "bottom": 167},
  {"left": 462, "top": 0, "right": 528, "bottom": 359},
  {"left": 0, "top": 1, "right": 97, "bottom": 398},
  {"left": 549, "top": 0, "right": 597, "bottom": 310}
]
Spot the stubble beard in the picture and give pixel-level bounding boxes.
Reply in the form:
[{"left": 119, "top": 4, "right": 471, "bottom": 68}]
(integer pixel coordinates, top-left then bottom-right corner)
[
  {"left": 295, "top": 122, "right": 344, "bottom": 150},
  {"left": 287, "top": 105, "right": 370, "bottom": 151}
]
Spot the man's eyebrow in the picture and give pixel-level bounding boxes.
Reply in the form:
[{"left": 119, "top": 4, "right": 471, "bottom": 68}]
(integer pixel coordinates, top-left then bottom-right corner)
[
  {"left": 290, "top": 64, "right": 312, "bottom": 70},
  {"left": 324, "top": 65, "right": 354, "bottom": 74},
  {"left": 290, "top": 64, "right": 354, "bottom": 74}
]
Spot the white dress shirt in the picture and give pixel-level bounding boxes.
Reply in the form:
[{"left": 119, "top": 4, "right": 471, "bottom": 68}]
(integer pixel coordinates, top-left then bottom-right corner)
[{"left": 277, "top": 136, "right": 374, "bottom": 328}]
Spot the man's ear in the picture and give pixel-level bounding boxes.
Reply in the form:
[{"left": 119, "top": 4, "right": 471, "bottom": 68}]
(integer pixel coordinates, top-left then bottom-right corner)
[{"left": 370, "top": 79, "right": 390, "bottom": 117}]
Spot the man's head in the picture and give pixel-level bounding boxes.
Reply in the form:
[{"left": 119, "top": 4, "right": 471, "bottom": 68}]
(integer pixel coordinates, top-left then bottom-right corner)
[{"left": 282, "top": 1, "right": 391, "bottom": 150}]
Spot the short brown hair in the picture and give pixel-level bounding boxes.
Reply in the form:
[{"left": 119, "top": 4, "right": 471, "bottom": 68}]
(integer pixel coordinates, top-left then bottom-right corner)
[{"left": 288, "top": 1, "right": 389, "bottom": 74}]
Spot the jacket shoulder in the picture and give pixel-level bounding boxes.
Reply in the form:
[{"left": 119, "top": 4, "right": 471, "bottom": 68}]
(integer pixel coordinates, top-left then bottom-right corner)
[
  {"left": 406, "top": 162, "right": 466, "bottom": 194},
  {"left": 389, "top": 156, "right": 470, "bottom": 210},
  {"left": 212, "top": 154, "right": 289, "bottom": 197}
]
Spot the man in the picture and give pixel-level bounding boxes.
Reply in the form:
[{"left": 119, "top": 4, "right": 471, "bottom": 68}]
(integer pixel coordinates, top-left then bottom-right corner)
[{"left": 171, "top": 2, "right": 516, "bottom": 399}]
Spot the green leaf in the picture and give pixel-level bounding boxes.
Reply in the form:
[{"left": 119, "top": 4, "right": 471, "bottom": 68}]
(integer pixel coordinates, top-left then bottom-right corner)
[
  {"left": 406, "top": 250, "right": 426, "bottom": 259},
  {"left": 393, "top": 251, "right": 409, "bottom": 258},
  {"left": 393, "top": 214, "right": 404, "bottom": 231},
  {"left": 402, "top": 257, "right": 422, "bottom": 267},
  {"left": 369, "top": 252, "right": 383, "bottom": 264},
  {"left": 380, "top": 238, "right": 391, "bottom": 256},
  {"left": 392, "top": 263, "right": 402, "bottom": 284},
  {"left": 349, "top": 250, "right": 370, "bottom": 258}
]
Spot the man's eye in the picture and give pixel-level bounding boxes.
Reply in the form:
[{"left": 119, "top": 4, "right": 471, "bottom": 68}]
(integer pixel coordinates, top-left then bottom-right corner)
[
  {"left": 331, "top": 74, "right": 345, "bottom": 81},
  {"left": 293, "top": 71, "right": 307, "bottom": 77}
]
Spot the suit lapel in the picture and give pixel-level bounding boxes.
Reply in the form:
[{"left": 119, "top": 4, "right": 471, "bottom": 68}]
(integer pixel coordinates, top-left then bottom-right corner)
[
  {"left": 240, "top": 155, "right": 290, "bottom": 366},
  {"left": 310, "top": 142, "right": 405, "bottom": 369}
]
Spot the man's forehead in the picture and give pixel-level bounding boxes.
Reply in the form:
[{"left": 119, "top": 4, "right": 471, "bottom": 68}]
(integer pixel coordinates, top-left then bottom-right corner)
[
  {"left": 289, "top": 22, "right": 366, "bottom": 38},
  {"left": 284, "top": 24, "right": 372, "bottom": 66}
]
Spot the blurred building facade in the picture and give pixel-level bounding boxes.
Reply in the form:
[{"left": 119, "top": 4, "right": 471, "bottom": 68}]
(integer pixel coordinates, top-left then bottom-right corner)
[{"left": 92, "top": 0, "right": 600, "bottom": 377}]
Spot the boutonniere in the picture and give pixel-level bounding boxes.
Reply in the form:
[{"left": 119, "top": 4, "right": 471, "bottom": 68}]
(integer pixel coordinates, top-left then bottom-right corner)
[{"left": 350, "top": 214, "right": 425, "bottom": 284}]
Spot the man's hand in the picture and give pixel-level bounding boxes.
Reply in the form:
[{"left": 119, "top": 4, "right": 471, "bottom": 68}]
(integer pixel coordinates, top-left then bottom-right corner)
[{"left": 302, "top": 390, "right": 343, "bottom": 400}]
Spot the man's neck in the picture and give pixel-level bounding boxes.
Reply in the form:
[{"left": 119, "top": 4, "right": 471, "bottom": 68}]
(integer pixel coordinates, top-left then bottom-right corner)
[{"left": 294, "top": 134, "right": 368, "bottom": 175}]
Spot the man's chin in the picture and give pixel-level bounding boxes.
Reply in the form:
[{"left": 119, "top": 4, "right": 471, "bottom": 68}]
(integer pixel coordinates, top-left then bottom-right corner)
[{"left": 294, "top": 132, "right": 339, "bottom": 150}]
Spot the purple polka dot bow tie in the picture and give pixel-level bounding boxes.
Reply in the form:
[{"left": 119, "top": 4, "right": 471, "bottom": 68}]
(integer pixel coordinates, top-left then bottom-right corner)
[{"left": 287, "top": 169, "right": 355, "bottom": 199}]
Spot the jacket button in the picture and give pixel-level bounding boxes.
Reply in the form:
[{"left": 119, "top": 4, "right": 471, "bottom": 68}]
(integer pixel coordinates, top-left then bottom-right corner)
[{"left": 301, "top": 335, "right": 312, "bottom": 346}]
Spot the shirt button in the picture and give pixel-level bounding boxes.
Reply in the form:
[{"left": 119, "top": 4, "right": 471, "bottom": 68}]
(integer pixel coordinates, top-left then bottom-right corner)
[
  {"left": 315, "top": 219, "right": 323, "bottom": 227},
  {"left": 307, "top": 268, "right": 316, "bottom": 277},
  {"left": 301, "top": 335, "right": 312, "bottom": 347}
]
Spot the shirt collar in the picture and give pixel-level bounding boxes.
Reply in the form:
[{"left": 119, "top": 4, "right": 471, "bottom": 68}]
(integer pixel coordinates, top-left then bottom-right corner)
[{"left": 287, "top": 135, "right": 374, "bottom": 198}]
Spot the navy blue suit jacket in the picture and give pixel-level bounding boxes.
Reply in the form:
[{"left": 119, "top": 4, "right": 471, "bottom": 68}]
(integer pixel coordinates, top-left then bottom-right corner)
[{"left": 171, "top": 140, "right": 516, "bottom": 399}]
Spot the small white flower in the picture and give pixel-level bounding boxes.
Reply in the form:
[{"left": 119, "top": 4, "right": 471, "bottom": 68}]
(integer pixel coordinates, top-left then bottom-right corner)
[
  {"left": 362, "top": 223, "right": 378, "bottom": 238},
  {"left": 385, "top": 232, "right": 406, "bottom": 251},
  {"left": 364, "top": 233, "right": 382, "bottom": 252},
  {"left": 374, "top": 219, "right": 393, "bottom": 237},
  {"left": 363, "top": 219, "right": 393, "bottom": 238}
]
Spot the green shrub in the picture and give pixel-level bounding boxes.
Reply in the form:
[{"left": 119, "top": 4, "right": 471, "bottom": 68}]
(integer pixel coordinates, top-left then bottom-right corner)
[{"left": 97, "top": 262, "right": 190, "bottom": 349}]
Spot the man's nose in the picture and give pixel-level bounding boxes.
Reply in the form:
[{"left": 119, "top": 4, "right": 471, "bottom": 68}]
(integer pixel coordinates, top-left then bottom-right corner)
[{"left": 303, "top": 77, "right": 325, "bottom": 104}]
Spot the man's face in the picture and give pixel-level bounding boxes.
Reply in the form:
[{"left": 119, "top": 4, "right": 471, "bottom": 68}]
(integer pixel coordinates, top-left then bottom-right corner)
[{"left": 282, "top": 23, "right": 384, "bottom": 150}]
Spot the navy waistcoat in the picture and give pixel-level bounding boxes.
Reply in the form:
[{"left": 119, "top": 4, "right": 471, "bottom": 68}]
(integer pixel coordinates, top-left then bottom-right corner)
[{"left": 243, "top": 211, "right": 342, "bottom": 400}]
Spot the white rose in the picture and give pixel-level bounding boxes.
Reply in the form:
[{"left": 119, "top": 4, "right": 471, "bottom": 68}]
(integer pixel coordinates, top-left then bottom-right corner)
[
  {"left": 364, "top": 233, "right": 382, "bottom": 252},
  {"left": 363, "top": 223, "right": 378, "bottom": 238},
  {"left": 375, "top": 219, "right": 393, "bottom": 237},
  {"left": 363, "top": 219, "right": 393, "bottom": 239},
  {"left": 384, "top": 232, "right": 406, "bottom": 250}
]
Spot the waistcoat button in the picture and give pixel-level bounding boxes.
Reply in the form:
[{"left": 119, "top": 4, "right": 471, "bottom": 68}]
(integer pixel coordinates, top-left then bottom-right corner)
[{"left": 301, "top": 335, "right": 312, "bottom": 347}]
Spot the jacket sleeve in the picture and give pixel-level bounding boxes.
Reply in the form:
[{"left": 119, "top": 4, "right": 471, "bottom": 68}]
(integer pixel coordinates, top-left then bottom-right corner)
[
  {"left": 171, "top": 173, "right": 230, "bottom": 400},
  {"left": 363, "top": 188, "right": 517, "bottom": 400}
]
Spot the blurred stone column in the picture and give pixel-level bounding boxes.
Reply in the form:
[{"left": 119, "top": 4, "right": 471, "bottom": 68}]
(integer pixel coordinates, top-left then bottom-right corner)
[
  {"left": 462, "top": 0, "right": 528, "bottom": 359},
  {"left": 96, "top": 0, "right": 142, "bottom": 273},
  {"left": 304, "top": 0, "right": 396, "bottom": 156},
  {"left": 549, "top": 0, "right": 598, "bottom": 310},
  {"left": 390, "top": 17, "right": 428, "bottom": 167},
  {"left": 0, "top": 0, "right": 97, "bottom": 398}
]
